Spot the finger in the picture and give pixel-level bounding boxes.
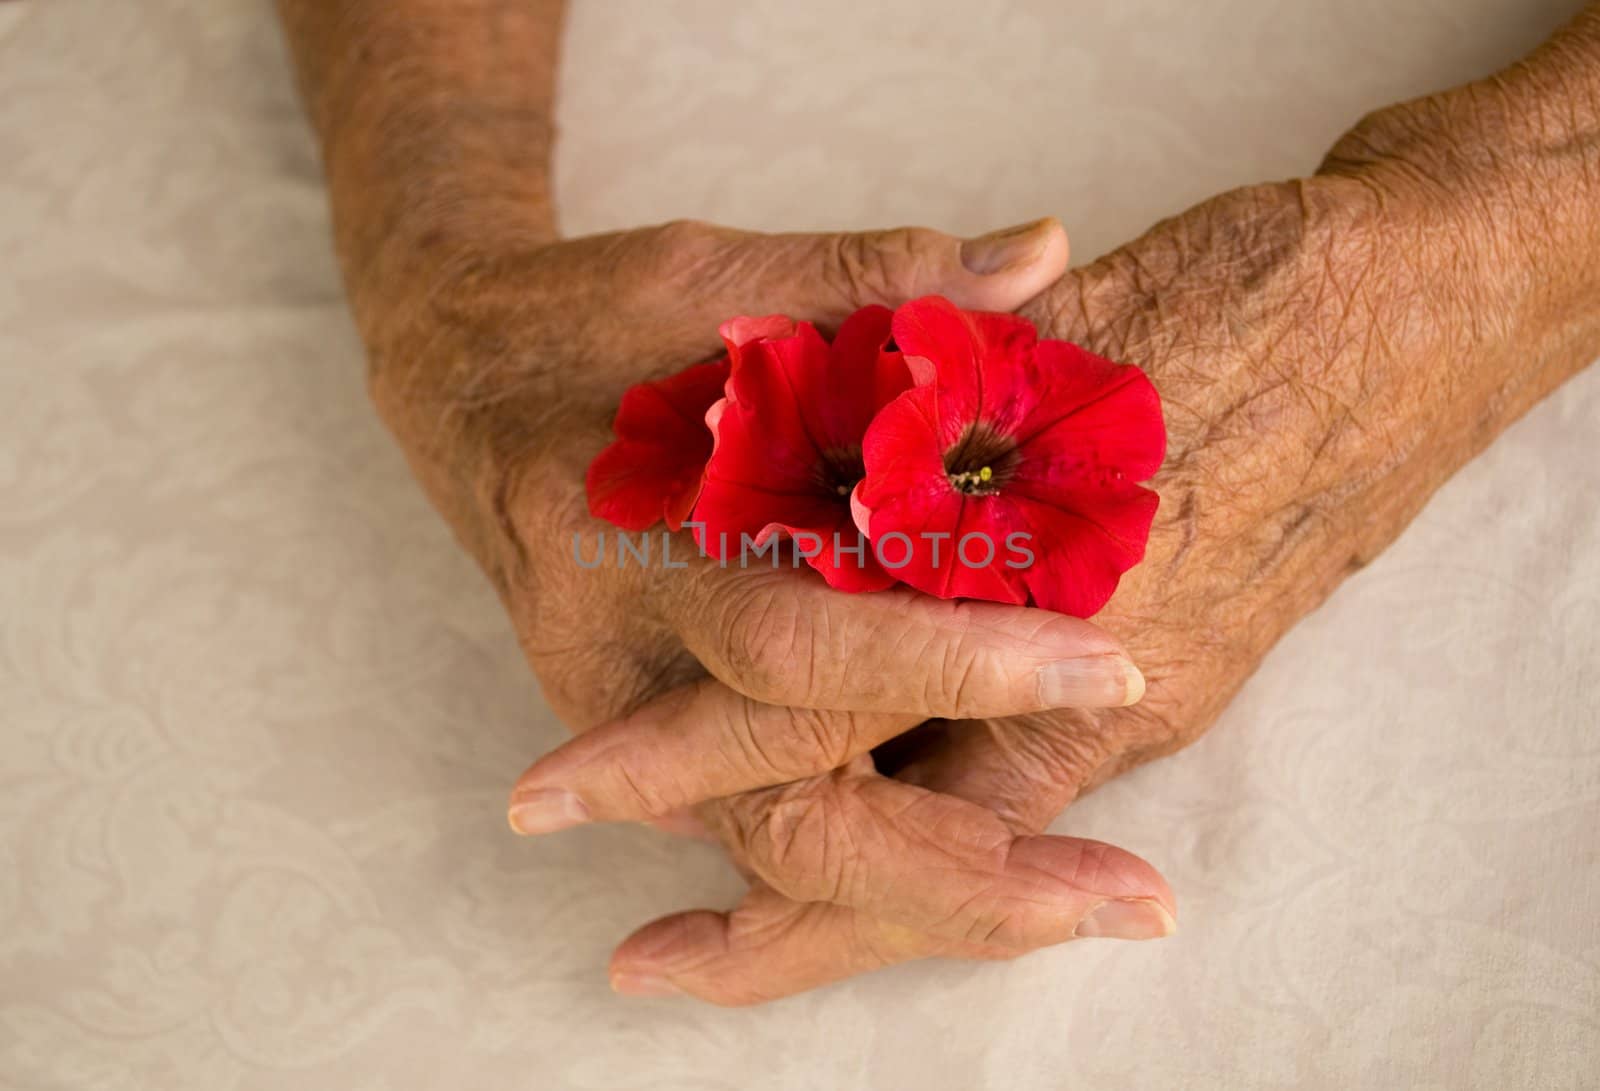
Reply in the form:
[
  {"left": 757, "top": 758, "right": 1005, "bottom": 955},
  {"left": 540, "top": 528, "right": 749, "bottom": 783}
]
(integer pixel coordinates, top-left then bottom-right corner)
[
  {"left": 601, "top": 698, "right": 1169, "bottom": 1004},
  {"left": 544, "top": 217, "right": 1073, "bottom": 369},
  {"left": 605, "top": 769, "right": 1174, "bottom": 1003},
  {"left": 511, "top": 572, "right": 1141, "bottom": 830},
  {"left": 727, "top": 217, "right": 1072, "bottom": 327},
  {"left": 607, "top": 887, "right": 949, "bottom": 1006},
  {"left": 608, "top": 807, "right": 1173, "bottom": 1006},
  {"left": 509, "top": 651, "right": 1132, "bottom": 829},
  {"left": 509, "top": 681, "right": 914, "bottom": 831},
  {"left": 698, "top": 766, "right": 1174, "bottom": 952},
  {"left": 601, "top": 726, "right": 1173, "bottom": 1003},
  {"left": 656, "top": 568, "right": 1144, "bottom": 716},
  {"left": 639, "top": 709, "right": 1161, "bottom": 1000}
]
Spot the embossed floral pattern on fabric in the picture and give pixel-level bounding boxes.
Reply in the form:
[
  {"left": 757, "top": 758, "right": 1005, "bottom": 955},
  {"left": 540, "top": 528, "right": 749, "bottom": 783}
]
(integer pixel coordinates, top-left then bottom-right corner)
[{"left": 3, "top": 0, "right": 1598, "bottom": 1088}]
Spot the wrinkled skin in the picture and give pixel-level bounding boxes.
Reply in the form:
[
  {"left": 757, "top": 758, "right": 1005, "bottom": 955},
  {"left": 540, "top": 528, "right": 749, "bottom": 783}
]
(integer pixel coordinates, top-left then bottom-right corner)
[
  {"left": 279, "top": 0, "right": 1600, "bottom": 1004},
  {"left": 367, "top": 219, "right": 1186, "bottom": 966},
  {"left": 606, "top": 114, "right": 1599, "bottom": 1001}
]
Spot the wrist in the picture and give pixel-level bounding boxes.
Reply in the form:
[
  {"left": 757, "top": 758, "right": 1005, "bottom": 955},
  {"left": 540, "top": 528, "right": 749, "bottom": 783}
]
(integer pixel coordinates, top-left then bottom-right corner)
[
  {"left": 1321, "top": 11, "right": 1600, "bottom": 373},
  {"left": 323, "top": 139, "right": 560, "bottom": 365},
  {"left": 364, "top": 240, "right": 644, "bottom": 599},
  {"left": 277, "top": 0, "right": 565, "bottom": 346}
]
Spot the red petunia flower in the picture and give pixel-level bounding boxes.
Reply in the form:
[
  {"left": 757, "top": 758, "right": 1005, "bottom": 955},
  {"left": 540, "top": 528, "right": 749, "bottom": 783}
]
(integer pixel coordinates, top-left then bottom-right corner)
[
  {"left": 852, "top": 295, "right": 1165, "bottom": 617},
  {"left": 692, "top": 306, "right": 911, "bottom": 591},
  {"left": 585, "top": 357, "right": 731, "bottom": 531}
]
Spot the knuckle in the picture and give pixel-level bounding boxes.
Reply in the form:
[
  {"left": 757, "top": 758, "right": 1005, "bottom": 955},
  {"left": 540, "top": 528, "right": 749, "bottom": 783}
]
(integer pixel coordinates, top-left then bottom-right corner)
[
  {"left": 790, "top": 707, "right": 864, "bottom": 772},
  {"left": 714, "top": 582, "right": 809, "bottom": 701},
  {"left": 930, "top": 635, "right": 999, "bottom": 717},
  {"left": 649, "top": 217, "right": 718, "bottom": 257},
  {"left": 965, "top": 900, "right": 1030, "bottom": 949},
  {"left": 706, "top": 898, "right": 819, "bottom": 1006},
  {"left": 1319, "top": 102, "right": 1455, "bottom": 186},
  {"left": 927, "top": 835, "right": 1035, "bottom": 948},
  {"left": 760, "top": 793, "right": 829, "bottom": 884},
  {"left": 634, "top": 218, "right": 727, "bottom": 286},
  {"left": 827, "top": 227, "right": 924, "bottom": 305},
  {"left": 727, "top": 704, "right": 858, "bottom": 782},
  {"left": 1320, "top": 107, "right": 1396, "bottom": 174},
  {"left": 518, "top": 464, "right": 597, "bottom": 558},
  {"left": 791, "top": 708, "right": 862, "bottom": 770},
  {"left": 1026, "top": 714, "right": 1114, "bottom": 788},
  {"left": 730, "top": 783, "right": 857, "bottom": 905},
  {"left": 600, "top": 753, "right": 681, "bottom": 822},
  {"left": 494, "top": 438, "right": 613, "bottom": 606}
]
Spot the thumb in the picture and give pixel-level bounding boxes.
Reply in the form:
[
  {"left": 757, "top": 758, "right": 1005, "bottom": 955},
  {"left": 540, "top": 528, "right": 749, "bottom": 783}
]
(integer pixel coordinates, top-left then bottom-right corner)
[
  {"left": 551, "top": 218, "right": 1070, "bottom": 365},
  {"left": 733, "top": 217, "right": 1071, "bottom": 327}
]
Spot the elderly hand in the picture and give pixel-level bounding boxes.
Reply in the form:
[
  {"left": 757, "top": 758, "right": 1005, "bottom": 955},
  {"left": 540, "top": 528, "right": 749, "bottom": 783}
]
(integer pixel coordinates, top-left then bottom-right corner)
[
  {"left": 361, "top": 215, "right": 1189, "bottom": 959},
  {"left": 279, "top": 0, "right": 1600, "bottom": 1008},
  {"left": 278, "top": 0, "right": 1181, "bottom": 990},
  {"left": 579, "top": 15, "right": 1600, "bottom": 1002}
]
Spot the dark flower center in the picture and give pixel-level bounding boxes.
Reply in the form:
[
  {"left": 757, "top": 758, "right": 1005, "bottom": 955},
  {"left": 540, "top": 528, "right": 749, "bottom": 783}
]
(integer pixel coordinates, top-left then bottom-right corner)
[
  {"left": 818, "top": 445, "right": 865, "bottom": 498},
  {"left": 944, "top": 423, "right": 1019, "bottom": 495}
]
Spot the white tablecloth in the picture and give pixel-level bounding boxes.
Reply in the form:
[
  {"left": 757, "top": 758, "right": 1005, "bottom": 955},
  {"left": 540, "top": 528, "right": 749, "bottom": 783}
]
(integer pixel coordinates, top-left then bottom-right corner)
[{"left": 3, "top": 1, "right": 1597, "bottom": 1087}]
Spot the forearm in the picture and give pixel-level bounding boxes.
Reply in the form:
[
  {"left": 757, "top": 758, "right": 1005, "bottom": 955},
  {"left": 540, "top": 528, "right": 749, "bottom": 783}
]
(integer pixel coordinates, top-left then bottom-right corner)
[
  {"left": 1304, "top": 5, "right": 1600, "bottom": 580},
  {"left": 1462, "top": 6, "right": 1600, "bottom": 428},
  {"left": 274, "top": 0, "right": 566, "bottom": 336},
  {"left": 1328, "top": 5, "right": 1600, "bottom": 386},
  {"left": 275, "top": 1, "right": 569, "bottom": 567}
]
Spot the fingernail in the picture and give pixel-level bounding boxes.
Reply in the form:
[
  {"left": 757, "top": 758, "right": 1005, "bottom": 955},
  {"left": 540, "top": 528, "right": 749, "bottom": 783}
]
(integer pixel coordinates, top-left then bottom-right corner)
[
  {"left": 507, "top": 788, "right": 590, "bottom": 836},
  {"left": 1037, "top": 654, "right": 1145, "bottom": 708},
  {"left": 1074, "top": 898, "right": 1176, "bottom": 940},
  {"left": 610, "top": 971, "right": 684, "bottom": 998},
  {"left": 1121, "top": 658, "right": 1146, "bottom": 705},
  {"left": 960, "top": 218, "right": 1052, "bottom": 275}
]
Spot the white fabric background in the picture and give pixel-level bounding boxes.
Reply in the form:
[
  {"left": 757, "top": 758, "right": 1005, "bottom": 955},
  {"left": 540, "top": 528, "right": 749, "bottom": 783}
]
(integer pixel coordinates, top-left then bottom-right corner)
[{"left": 2, "top": 0, "right": 1597, "bottom": 1087}]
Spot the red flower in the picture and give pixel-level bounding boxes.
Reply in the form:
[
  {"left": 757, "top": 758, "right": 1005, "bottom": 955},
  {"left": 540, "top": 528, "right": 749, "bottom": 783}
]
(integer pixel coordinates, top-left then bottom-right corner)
[
  {"left": 585, "top": 357, "right": 731, "bottom": 531},
  {"left": 692, "top": 306, "right": 911, "bottom": 591},
  {"left": 853, "top": 295, "right": 1164, "bottom": 616}
]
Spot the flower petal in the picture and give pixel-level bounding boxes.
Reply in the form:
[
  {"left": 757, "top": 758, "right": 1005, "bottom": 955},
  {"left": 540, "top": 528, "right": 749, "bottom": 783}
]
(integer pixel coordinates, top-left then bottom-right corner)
[
  {"left": 857, "top": 385, "right": 948, "bottom": 513},
  {"left": 890, "top": 295, "right": 1041, "bottom": 442},
  {"left": 1011, "top": 486, "right": 1160, "bottom": 616},
  {"left": 692, "top": 479, "right": 897, "bottom": 591},
  {"left": 706, "top": 321, "right": 834, "bottom": 492},
  {"left": 586, "top": 357, "right": 730, "bottom": 530},
  {"left": 696, "top": 311, "right": 901, "bottom": 591},
  {"left": 761, "top": 517, "right": 899, "bottom": 593},
  {"left": 1011, "top": 340, "right": 1167, "bottom": 485},
  {"left": 859, "top": 487, "right": 1030, "bottom": 604},
  {"left": 720, "top": 314, "right": 799, "bottom": 365},
  {"left": 812, "top": 304, "right": 914, "bottom": 450},
  {"left": 858, "top": 385, "right": 1028, "bottom": 603},
  {"left": 860, "top": 302, "right": 1166, "bottom": 615},
  {"left": 692, "top": 476, "right": 840, "bottom": 559}
]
